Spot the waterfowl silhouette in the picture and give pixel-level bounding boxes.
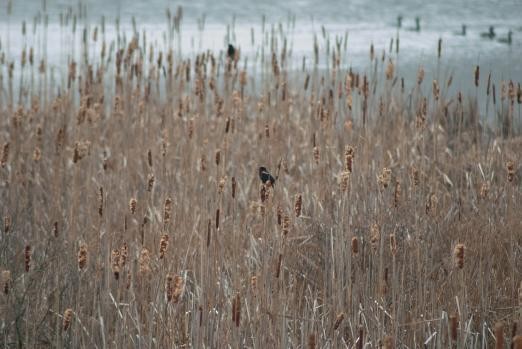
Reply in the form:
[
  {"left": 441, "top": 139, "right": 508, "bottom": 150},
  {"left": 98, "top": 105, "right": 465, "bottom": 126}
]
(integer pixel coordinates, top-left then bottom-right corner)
[
  {"left": 497, "top": 30, "right": 512, "bottom": 45},
  {"left": 227, "top": 44, "right": 236, "bottom": 60},
  {"left": 480, "top": 26, "right": 495, "bottom": 39}
]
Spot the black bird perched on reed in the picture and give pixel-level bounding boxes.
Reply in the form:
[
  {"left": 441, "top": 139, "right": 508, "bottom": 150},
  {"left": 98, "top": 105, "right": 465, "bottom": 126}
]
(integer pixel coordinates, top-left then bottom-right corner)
[
  {"left": 227, "top": 44, "right": 236, "bottom": 60},
  {"left": 259, "top": 166, "right": 277, "bottom": 186}
]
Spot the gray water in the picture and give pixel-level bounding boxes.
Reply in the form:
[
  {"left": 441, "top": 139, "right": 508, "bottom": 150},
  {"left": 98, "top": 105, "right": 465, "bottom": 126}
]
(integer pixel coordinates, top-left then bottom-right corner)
[{"left": 1, "top": 0, "right": 521, "bottom": 92}]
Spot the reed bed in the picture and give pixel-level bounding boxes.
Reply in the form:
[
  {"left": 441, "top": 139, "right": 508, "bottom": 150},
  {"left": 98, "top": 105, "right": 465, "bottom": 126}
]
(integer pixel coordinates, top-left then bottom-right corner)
[{"left": 0, "top": 5, "right": 521, "bottom": 348}]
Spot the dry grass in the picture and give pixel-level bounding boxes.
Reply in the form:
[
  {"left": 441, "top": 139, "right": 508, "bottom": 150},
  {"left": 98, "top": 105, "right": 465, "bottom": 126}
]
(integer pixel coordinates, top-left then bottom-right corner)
[{"left": 0, "top": 6, "right": 521, "bottom": 348}]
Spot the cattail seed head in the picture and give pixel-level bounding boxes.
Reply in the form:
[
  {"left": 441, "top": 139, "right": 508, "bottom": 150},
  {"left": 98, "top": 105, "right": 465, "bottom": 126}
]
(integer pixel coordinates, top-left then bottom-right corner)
[
  {"left": 2, "top": 270, "right": 11, "bottom": 295},
  {"left": 78, "top": 244, "right": 87, "bottom": 270},
  {"left": 453, "top": 243, "right": 465, "bottom": 269},
  {"left": 450, "top": 314, "right": 458, "bottom": 341},
  {"left": 232, "top": 293, "right": 241, "bottom": 327},
  {"left": 514, "top": 336, "right": 522, "bottom": 349},
  {"left": 52, "top": 221, "right": 58, "bottom": 237},
  {"left": 166, "top": 274, "right": 184, "bottom": 303},
  {"left": 351, "top": 236, "right": 359, "bottom": 255},
  {"left": 393, "top": 180, "right": 401, "bottom": 207},
  {"left": 294, "top": 194, "right": 302, "bottom": 217},
  {"left": 507, "top": 161, "right": 515, "bottom": 182},
  {"left": 340, "top": 171, "right": 350, "bottom": 192},
  {"left": 63, "top": 309, "right": 73, "bottom": 331},
  {"left": 215, "top": 149, "right": 221, "bottom": 166},
  {"left": 129, "top": 198, "right": 137, "bottom": 214},
  {"left": 370, "top": 224, "right": 380, "bottom": 251},
  {"left": 1, "top": 142, "right": 9, "bottom": 167},
  {"left": 3, "top": 216, "right": 11, "bottom": 234},
  {"left": 308, "top": 334, "right": 316, "bottom": 349},
  {"left": 313, "top": 146, "right": 320, "bottom": 164},
  {"left": 159, "top": 234, "right": 169, "bottom": 258},
  {"left": 24, "top": 245, "right": 31, "bottom": 272},
  {"left": 231, "top": 176, "right": 236, "bottom": 199},
  {"left": 282, "top": 214, "right": 291, "bottom": 236},
  {"left": 98, "top": 187, "right": 104, "bottom": 217},
  {"left": 139, "top": 248, "right": 151, "bottom": 274},
  {"left": 474, "top": 65, "right": 480, "bottom": 87},
  {"left": 111, "top": 249, "right": 121, "bottom": 280},
  {"left": 147, "top": 173, "right": 155, "bottom": 192},
  {"left": 378, "top": 168, "right": 392, "bottom": 189},
  {"left": 344, "top": 146, "right": 354, "bottom": 172},
  {"left": 164, "top": 198, "right": 172, "bottom": 225},
  {"left": 333, "top": 312, "right": 345, "bottom": 330}
]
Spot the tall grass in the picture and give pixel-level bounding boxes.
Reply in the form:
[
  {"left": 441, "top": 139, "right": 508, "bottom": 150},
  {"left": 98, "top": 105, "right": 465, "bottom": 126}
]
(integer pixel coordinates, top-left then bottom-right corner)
[{"left": 0, "top": 5, "right": 521, "bottom": 348}]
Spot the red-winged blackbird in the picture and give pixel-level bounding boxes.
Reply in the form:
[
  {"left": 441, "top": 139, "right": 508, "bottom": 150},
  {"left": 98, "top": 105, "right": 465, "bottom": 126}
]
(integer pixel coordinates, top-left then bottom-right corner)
[
  {"left": 259, "top": 166, "right": 276, "bottom": 186},
  {"left": 227, "top": 44, "right": 236, "bottom": 60}
]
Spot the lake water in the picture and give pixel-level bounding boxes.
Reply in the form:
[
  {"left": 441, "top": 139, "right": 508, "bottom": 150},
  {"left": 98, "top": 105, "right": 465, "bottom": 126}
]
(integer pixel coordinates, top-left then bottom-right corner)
[{"left": 0, "top": 0, "right": 521, "bottom": 93}]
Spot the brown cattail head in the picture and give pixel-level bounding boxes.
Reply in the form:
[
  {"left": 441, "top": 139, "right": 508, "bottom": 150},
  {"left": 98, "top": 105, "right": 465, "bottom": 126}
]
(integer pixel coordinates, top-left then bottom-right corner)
[
  {"left": 282, "top": 214, "right": 291, "bottom": 236},
  {"left": 450, "top": 313, "right": 458, "bottom": 341},
  {"left": 147, "top": 149, "right": 153, "bottom": 167},
  {"left": 232, "top": 293, "right": 241, "bottom": 327},
  {"left": 63, "top": 309, "right": 73, "bottom": 331},
  {"left": 1, "top": 142, "right": 9, "bottom": 167},
  {"left": 231, "top": 176, "right": 237, "bottom": 199},
  {"left": 333, "top": 312, "right": 345, "bottom": 331},
  {"left": 129, "top": 198, "right": 137, "bottom": 214},
  {"left": 453, "top": 243, "right": 465, "bottom": 269},
  {"left": 24, "top": 245, "right": 31, "bottom": 272},
  {"left": 164, "top": 198, "right": 172, "bottom": 225},
  {"left": 119, "top": 243, "right": 128, "bottom": 268},
  {"left": 166, "top": 274, "right": 184, "bottom": 303},
  {"left": 78, "top": 244, "right": 88, "bottom": 270},
  {"left": 494, "top": 322, "right": 504, "bottom": 349},
  {"left": 313, "top": 146, "right": 320, "bottom": 165},
  {"left": 340, "top": 171, "right": 350, "bottom": 192},
  {"left": 215, "top": 208, "right": 220, "bottom": 231},
  {"left": 215, "top": 149, "right": 221, "bottom": 167},
  {"left": 393, "top": 180, "right": 401, "bottom": 207},
  {"left": 98, "top": 187, "right": 104, "bottom": 217},
  {"left": 474, "top": 65, "right": 480, "bottom": 87},
  {"left": 147, "top": 173, "right": 155, "bottom": 192},
  {"left": 111, "top": 249, "right": 121, "bottom": 280},
  {"left": 513, "top": 336, "right": 522, "bottom": 349},
  {"left": 378, "top": 168, "right": 392, "bottom": 189},
  {"left": 351, "top": 236, "right": 359, "bottom": 255},
  {"left": 507, "top": 161, "right": 515, "bottom": 182},
  {"left": 344, "top": 146, "right": 354, "bottom": 172},
  {"left": 159, "top": 234, "right": 169, "bottom": 259},
  {"left": 139, "top": 248, "right": 151, "bottom": 274},
  {"left": 3, "top": 216, "right": 11, "bottom": 234},
  {"left": 294, "top": 194, "right": 302, "bottom": 217},
  {"left": 2, "top": 270, "right": 11, "bottom": 295},
  {"left": 218, "top": 176, "right": 227, "bottom": 194},
  {"left": 370, "top": 224, "right": 380, "bottom": 251}
]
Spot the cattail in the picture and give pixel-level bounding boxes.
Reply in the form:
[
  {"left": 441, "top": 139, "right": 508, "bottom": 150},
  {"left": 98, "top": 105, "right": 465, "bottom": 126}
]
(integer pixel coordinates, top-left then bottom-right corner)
[
  {"left": 426, "top": 193, "right": 438, "bottom": 215},
  {"left": 147, "top": 173, "right": 155, "bottom": 192},
  {"left": 139, "top": 248, "right": 151, "bottom": 274},
  {"left": 308, "top": 334, "right": 316, "bottom": 349},
  {"left": 111, "top": 249, "right": 121, "bottom": 280},
  {"left": 24, "top": 245, "right": 31, "bottom": 272},
  {"left": 378, "top": 168, "right": 392, "bottom": 189},
  {"left": 453, "top": 243, "right": 465, "bottom": 269},
  {"left": 2, "top": 270, "right": 11, "bottom": 295},
  {"left": 313, "top": 146, "right": 320, "bottom": 164},
  {"left": 450, "top": 314, "right": 458, "bottom": 341},
  {"left": 47, "top": 222, "right": 56, "bottom": 239},
  {"left": 357, "top": 326, "right": 364, "bottom": 349},
  {"left": 164, "top": 198, "right": 172, "bottom": 225},
  {"left": 277, "top": 206, "right": 283, "bottom": 226},
  {"left": 232, "top": 293, "right": 241, "bottom": 327},
  {"left": 218, "top": 176, "right": 227, "bottom": 194},
  {"left": 393, "top": 180, "right": 401, "bottom": 207},
  {"left": 351, "top": 236, "right": 359, "bottom": 255},
  {"left": 390, "top": 233, "right": 397, "bottom": 256},
  {"left": 494, "top": 322, "right": 504, "bottom": 349},
  {"left": 282, "top": 214, "right": 291, "bottom": 236},
  {"left": 231, "top": 176, "right": 237, "bottom": 199},
  {"left": 166, "top": 275, "right": 184, "bottom": 303},
  {"left": 474, "top": 65, "right": 480, "bottom": 87},
  {"left": 77, "top": 244, "right": 87, "bottom": 270},
  {"left": 98, "top": 187, "right": 104, "bottom": 217},
  {"left": 260, "top": 184, "right": 267, "bottom": 203},
  {"left": 480, "top": 182, "right": 490, "bottom": 199},
  {"left": 383, "top": 335, "right": 394, "bottom": 349},
  {"left": 159, "top": 234, "right": 169, "bottom": 259},
  {"left": 251, "top": 276, "right": 257, "bottom": 291},
  {"left": 294, "top": 194, "right": 302, "bottom": 217},
  {"left": 3, "top": 216, "right": 11, "bottom": 234},
  {"left": 215, "top": 149, "right": 221, "bottom": 167},
  {"left": 32, "top": 147, "right": 41, "bottom": 161},
  {"left": 119, "top": 242, "right": 128, "bottom": 268},
  {"left": 1, "top": 142, "right": 9, "bottom": 167},
  {"left": 340, "top": 171, "right": 350, "bottom": 192},
  {"left": 63, "top": 309, "right": 73, "bottom": 331},
  {"left": 265, "top": 123, "right": 270, "bottom": 138},
  {"left": 344, "top": 146, "right": 354, "bottom": 172},
  {"left": 507, "top": 161, "right": 515, "bottom": 182},
  {"left": 437, "top": 37, "right": 442, "bottom": 58},
  {"left": 275, "top": 253, "right": 282, "bottom": 278},
  {"left": 333, "top": 312, "right": 345, "bottom": 330},
  {"left": 147, "top": 149, "right": 153, "bottom": 167},
  {"left": 128, "top": 198, "right": 137, "bottom": 214},
  {"left": 215, "top": 208, "right": 220, "bottom": 231},
  {"left": 370, "top": 43, "right": 374, "bottom": 61},
  {"left": 385, "top": 59, "right": 394, "bottom": 80},
  {"left": 370, "top": 224, "right": 380, "bottom": 251}
]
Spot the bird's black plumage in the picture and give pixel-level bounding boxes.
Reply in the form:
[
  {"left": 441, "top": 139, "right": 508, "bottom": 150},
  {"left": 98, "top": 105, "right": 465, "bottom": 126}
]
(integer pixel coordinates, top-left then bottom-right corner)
[
  {"left": 227, "top": 44, "right": 236, "bottom": 60},
  {"left": 259, "top": 166, "right": 276, "bottom": 186}
]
